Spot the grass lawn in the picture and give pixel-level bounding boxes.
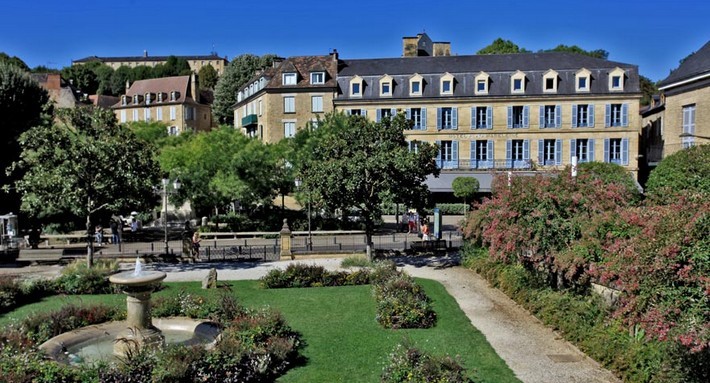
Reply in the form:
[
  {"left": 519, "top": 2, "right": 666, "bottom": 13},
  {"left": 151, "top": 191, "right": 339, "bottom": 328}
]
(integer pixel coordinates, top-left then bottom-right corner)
[{"left": 1, "top": 279, "right": 519, "bottom": 383}]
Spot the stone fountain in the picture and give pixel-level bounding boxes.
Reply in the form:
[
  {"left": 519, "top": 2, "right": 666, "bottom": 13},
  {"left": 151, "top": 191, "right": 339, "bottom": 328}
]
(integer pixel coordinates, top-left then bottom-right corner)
[
  {"left": 108, "top": 258, "right": 166, "bottom": 357},
  {"left": 40, "top": 258, "right": 221, "bottom": 365}
]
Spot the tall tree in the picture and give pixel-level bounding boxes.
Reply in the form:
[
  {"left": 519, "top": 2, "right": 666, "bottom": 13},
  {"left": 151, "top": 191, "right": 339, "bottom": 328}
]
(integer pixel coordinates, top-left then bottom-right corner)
[
  {"left": 11, "top": 106, "right": 160, "bottom": 266},
  {"left": 61, "top": 62, "right": 102, "bottom": 95},
  {"left": 111, "top": 66, "right": 133, "bottom": 95},
  {"left": 543, "top": 44, "right": 609, "bottom": 59},
  {"left": 198, "top": 64, "right": 218, "bottom": 89},
  {"left": 0, "top": 52, "right": 30, "bottom": 71},
  {"left": 297, "top": 112, "right": 439, "bottom": 259},
  {"left": 477, "top": 38, "right": 530, "bottom": 54},
  {"left": 0, "top": 62, "right": 52, "bottom": 214},
  {"left": 213, "top": 54, "right": 276, "bottom": 124},
  {"left": 452, "top": 177, "right": 479, "bottom": 214},
  {"left": 639, "top": 75, "right": 658, "bottom": 106}
]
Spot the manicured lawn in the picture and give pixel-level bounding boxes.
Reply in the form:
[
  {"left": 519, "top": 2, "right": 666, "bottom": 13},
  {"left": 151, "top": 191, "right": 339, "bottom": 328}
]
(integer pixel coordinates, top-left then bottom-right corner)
[{"left": 1, "top": 279, "right": 519, "bottom": 383}]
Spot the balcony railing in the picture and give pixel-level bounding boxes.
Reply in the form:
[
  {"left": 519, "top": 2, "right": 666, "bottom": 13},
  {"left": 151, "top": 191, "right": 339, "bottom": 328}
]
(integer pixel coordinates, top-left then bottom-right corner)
[
  {"left": 241, "top": 114, "right": 258, "bottom": 127},
  {"left": 437, "top": 159, "right": 533, "bottom": 170}
]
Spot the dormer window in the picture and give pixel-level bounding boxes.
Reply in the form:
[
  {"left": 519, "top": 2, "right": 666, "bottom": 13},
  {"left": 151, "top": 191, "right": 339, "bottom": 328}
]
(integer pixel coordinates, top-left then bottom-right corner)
[
  {"left": 608, "top": 67, "right": 625, "bottom": 91},
  {"left": 543, "top": 69, "right": 558, "bottom": 93},
  {"left": 157, "top": 92, "right": 164, "bottom": 102},
  {"left": 121, "top": 95, "right": 127, "bottom": 106},
  {"left": 409, "top": 73, "right": 423, "bottom": 96},
  {"left": 145, "top": 93, "right": 153, "bottom": 105},
  {"left": 350, "top": 76, "right": 363, "bottom": 97},
  {"left": 440, "top": 72, "right": 454, "bottom": 95},
  {"left": 237, "top": 92, "right": 243, "bottom": 102},
  {"left": 511, "top": 71, "right": 526, "bottom": 94},
  {"left": 380, "top": 75, "right": 393, "bottom": 97},
  {"left": 576, "top": 68, "right": 591, "bottom": 92},
  {"left": 311, "top": 72, "right": 325, "bottom": 84},
  {"left": 283, "top": 72, "right": 297, "bottom": 85},
  {"left": 474, "top": 72, "right": 490, "bottom": 95},
  {"left": 132, "top": 94, "right": 140, "bottom": 104},
  {"left": 170, "top": 91, "right": 178, "bottom": 101}
]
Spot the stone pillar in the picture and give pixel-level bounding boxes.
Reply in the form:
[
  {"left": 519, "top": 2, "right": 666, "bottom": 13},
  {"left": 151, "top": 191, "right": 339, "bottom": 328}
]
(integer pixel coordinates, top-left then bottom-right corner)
[
  {"left": 114, "top": 286, "right": 164, "bottom": 357},
  {"left": 279, "top": 218, "right": 292, "bottom": 260}
]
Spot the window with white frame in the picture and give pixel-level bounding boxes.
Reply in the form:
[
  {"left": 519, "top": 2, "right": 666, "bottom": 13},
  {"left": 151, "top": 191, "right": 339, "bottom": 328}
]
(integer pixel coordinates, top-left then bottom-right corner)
[
  {"left": 170, "top": 106, "right": 176, "bottom": 120},
  {"left": 543, "top": 70, "right": 558, "bottom": 93},
  {"left": 350, "top": 76, "right": 363, "bottom": 97},
  {"left": 312, "top": 96, "right": 323, "bottom": 112},
  {"left": 539, "top": 139, "right": 559, "bottom": 165},
  {"left": 572, "top": 104, "right": 595, "bottom": 128},
  {"left": 284, "top": 122, "right": 296, "bottom": 138},
  {"left": 121, "top": 95, "right": 127, "bottom": 106},
  {"left": 475, "top": 72, "right": 489, "bottom": 95},
  {"left": 572, "top": 138, "right": 593, "bottom": 162},
  {"left": 283, "top": 72, "right": 297, "bottom": 85},
  {"left": 158, "top": 92, "right": 164, "bottom": 102},
  {"left": 440, "top": 73, "right": 454, "bottom": 95},
  {"left": 168, "top": 126, "right": 178, "bottom": 136},
  {"left": 349, "top": 109, "right": 362, "bottom": 116},
  {"left": 474, "top": 140, "right": 488, "bottom": 161},
  {"left": 511, "top": 140, "right": 525, "bottom": 161},
  {"left": 258, "top": 100, "right": 263, "bottom": 116},
  {"left": 407, "top": 108, "right": 425, "bottom": 130},
  {"left": 381, "top": 81, "right": 391, "bottom": 96},
  {"left": 473, "top": 106, "right": 491, "bottom": 129},
  {"left": 156, "top": 107, "right": 163, "bottom": 120},
  {"left": 607, "top": 103, "right": 626, "bottom": 127},
  {"left": 408, "top": 140, "right": 420, "bottom": 153},
  {"left": 682, "top": 104, "right": 696, "bottom": 149},
  {"left": 608, "top": 67, "right": 625, "bottom": 91},
  {"left": 144, "top": 108, "right": 151, "bottom": 121},
  {"left": 509, "top": 106, "right": 528, "bottom": 128},
  {"left": 284, "top": 96, "right": 295, "bottom": 113},
  {"left": 410, "top": 74, "right": 423, "bottom": 96},
  {"left": 170, "top": 91, "right": 177, "bottom": 101},
  {"left": 145, "top": 93, "right": 152, "bottom": 105},
  {"left": 132, "top": 110, "right": 139, "bottom": 121},
  {"left": 120, "top": 110, "right": 126, "bottom": 123},
  {"left": 511, "top": 71, "right": 526, "bottom": 94},
  {"left": 437, "top": 107, "right": 457, "bottom": 129},
  {"left": 133, "top": 95, "right": 140, "bottom": 104},
  {"left": 576, "top": 68, "right": 591, "bottom": 92},
  {"left": 311, "top": 72, "right": 325, "bottom": 84},
  {"left": 540, "top": 105, "right": 560, "bottom": 128},
  {"left": 609, "top": 138, "right": 622, "bottom": 162}
]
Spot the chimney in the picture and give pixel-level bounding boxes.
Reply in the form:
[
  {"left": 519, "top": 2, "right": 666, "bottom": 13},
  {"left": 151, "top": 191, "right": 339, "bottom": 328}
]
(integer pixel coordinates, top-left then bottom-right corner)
[
  {"left": 191, "top": 73, "right": 199, "bottom": 103},
  {"left": 125, "top": 80, "right": 130, "bottom": 93},
  {"left": 330, "top": 48, "right": 338, "bottom": 61}
]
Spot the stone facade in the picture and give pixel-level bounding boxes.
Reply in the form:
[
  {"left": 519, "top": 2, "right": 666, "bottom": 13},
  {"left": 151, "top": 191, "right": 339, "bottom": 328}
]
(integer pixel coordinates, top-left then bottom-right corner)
[{"left": 73, "top": 54, "right": 228, "bottom": 75}]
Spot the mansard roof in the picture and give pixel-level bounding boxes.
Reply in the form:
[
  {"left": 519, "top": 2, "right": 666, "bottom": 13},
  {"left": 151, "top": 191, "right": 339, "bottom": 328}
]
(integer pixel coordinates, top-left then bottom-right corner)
[{"left": 658, "top": 40, "right": 710, "bottom": 88}]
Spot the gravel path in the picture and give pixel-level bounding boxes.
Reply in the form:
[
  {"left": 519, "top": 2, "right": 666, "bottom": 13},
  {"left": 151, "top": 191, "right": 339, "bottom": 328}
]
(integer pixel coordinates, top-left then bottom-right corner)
[
  {"left": 155, "top": 255, "right": 620, "bottom": 383},
  {"left": 2, "top": 256, "right": 620, "bottom": 383}
]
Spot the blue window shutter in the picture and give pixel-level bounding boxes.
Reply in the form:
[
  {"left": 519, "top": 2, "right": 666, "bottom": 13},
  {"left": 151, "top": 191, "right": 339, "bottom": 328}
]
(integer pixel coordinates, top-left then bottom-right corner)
[
  {"left": 588, "top": 139, "right": 595, "bottom": 161},
  {"left": 622, "top": 138, "right": 629, "bottom": 165},
  {"left": 589, "top": 105, "right": 595, "bottom": 127},
  {"left": 538, "top": 139, "right": 544, "bottom": 165},
  {"left": 391, "top": 108, "right": 397, "bottom": 117},
  {"left": 621, "top": 103, "right": 628, "bottom": 127},
  {"left": 452, "top": 141, "right": 459, "bottom": 167},
  {"left": 437, "top": 108, "right": 442, "bottom": 130},
  {"left": 362, "top": 109, "right": 367, "bottom": 117},
  {"left": 452, "top": 107, "right": 458, "bottom": 130},
  {"left": 435, "top": 140, "right": 442, "bottom": 168},
  {"left": 555, "top": 139, "right": 562, "bottom": 165},
  {"left": 487, "top": 140, "right": 494, "bottom": 161},
  {"left": 539, "top": 105, "right": 545, "bottom": 128},
  {"left": 421, "top": 108, "right": 427, "bottom": 130},
  {"left": 523, "top": 140, "right": 530, "bottom": 160},
  {"left": 470, "top": 107, "right": 476, "bottom": 129},
  {"left": 470, "top": 141, "right": 476, "bottom": 167},
  {"left": 570, "top": 139, "right": 577, "bottom": 161},
  {"left": 555, "top": 105, "right": 561, "bottom": 128},
  {"left": 605, "top": 104, "right": 611, "bottom": 127},
  {"left": 523, "top": 106, "right": 529, "bottom": 128},
  {"left": 507, "top": 106, "right": 513, "bottom": 128},
  {"left": 487, "top": 106, "right": 493, "bottom": 129},
  {"left": 376, "top": 109, "right": 381, "bottom": 123},
  {"left": 603, "top": 139, "right": 610, "bottom": 162},
  {"left": 405, "top": 108, "right": 411, "bottom": 119},
  {"left": 572, "top": 105, "right": 578, "bottom": 128},
  {"left": 506, "top": 140, "right": 512, "bottom": 167}
]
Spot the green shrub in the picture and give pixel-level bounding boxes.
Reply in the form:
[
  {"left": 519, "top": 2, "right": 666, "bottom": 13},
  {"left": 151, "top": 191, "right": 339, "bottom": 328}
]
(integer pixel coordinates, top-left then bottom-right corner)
[
  {"left": 381, "top": 340, "right": 476, "bottom": 383},
  {"left": 646, "top": 144, "right": 710, "bottom": 205},
  {"left": 341, "top": 255, "right": 373, "bottom": 268},
  {"left": 0, "top": 277, "right": 21, "bottom": 312},
  {"left": 260, "top": 263, "right": 372, "bottom": 288},
  {"left": 54, "top": 259, "right": 119, "bottom": 294},
  {"left": 372, "top": 262, "right": 436, "bottom": 329},
  {"left": 19, "top": 303, "right": 124, "bottom": 345}
]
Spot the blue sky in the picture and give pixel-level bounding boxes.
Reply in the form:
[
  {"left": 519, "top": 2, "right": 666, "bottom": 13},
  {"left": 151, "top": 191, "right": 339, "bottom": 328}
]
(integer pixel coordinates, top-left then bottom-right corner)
[{"left": 1, "top": 0, "right": 708, "bottom": 82}]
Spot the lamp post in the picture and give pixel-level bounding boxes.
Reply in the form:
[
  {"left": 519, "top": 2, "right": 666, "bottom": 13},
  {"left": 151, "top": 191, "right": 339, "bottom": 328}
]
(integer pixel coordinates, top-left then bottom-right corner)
[
  {"left": 294, "top": 178, "right": 312, "bottom": 251},
  {"left": 161, "top": 178, "right": 181, "bottom": 255}
]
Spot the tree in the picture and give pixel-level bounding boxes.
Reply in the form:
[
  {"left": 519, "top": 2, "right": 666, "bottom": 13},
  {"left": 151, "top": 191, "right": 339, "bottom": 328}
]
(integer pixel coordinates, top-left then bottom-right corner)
[
  {"left": 94, "top": 64, "right": 114, "bottom": 95},
  {"left": 0, "top": 62, "right": 52, "bottom": 214},
  {"left": 645, "top": 144, "right": 710, "bottom": 205},
  {"left": 639, "top": 75, "right": 658, "bottom": 106},
  {"left": 125, "top": 120, "right": 170, "bottom": 149},
  {"left": 577, "top": 161, "right": 641, "bottom": 201},
  {"left": 11, "top": 106, "right": 160, "bottom": 266},
  {"left": 543, "top": 44, "right": 609, "bottom": 59},
  {"left": 298, "top": 112, "right": 439, "bottom": 260},
  {"left": 131, "top": 65, "right": 154, "bottom": 82},
  {"left": 477, "top": 38, "right": 530, "bottom": 54},
  {"left": 213, "top": 54, "right": 276, "bottom": 124},
  {"left": 110, "top": 66, "right": 133, "bottom": 95},
  {"left": 61, "top": 62, "right": 102, "bottom": 95},
  {"left": 452, "top": 177, "right": 479, "bottom": 213},
  {"left": 198, "top": 64, "right": 218, "bottom": 89},
  {"left": 0, "top": 52, "right": 30, "bottom": 71}
]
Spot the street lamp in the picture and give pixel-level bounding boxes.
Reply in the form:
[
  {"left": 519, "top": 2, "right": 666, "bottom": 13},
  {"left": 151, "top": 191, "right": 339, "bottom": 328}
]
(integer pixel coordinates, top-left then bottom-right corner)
[
  {"left": 294, "top": 177, "right": 312, "bottom": 251},
  {"left": 161, "top": 178, "right": 181, "bottom": 255}
]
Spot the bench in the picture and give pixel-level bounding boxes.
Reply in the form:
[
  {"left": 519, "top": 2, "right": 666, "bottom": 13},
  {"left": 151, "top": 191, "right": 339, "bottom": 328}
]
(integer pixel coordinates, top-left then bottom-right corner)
[
  {"left": 409, "top": 240, "right": 448, "bottom": 254},
  {"left": 17, "top": 249, "right": 67, "bottom": 264}
]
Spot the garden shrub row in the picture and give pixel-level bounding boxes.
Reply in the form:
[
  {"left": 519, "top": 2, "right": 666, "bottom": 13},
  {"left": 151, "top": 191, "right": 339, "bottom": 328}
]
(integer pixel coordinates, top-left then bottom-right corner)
[
  {"left": 0, "top": 292, "right": 304, "bottom": 383},
  {"left": 381, "top": 340, "right": 476, "bottom": 383},
  {"left": 260, "top": 263, "right": 371, "bottom": 288},
  {"left": 371, "top": 262, "right": 436, "bottom": 329},
  {"left": 462, "top": 245, "right": 709, "bottom": 383}
]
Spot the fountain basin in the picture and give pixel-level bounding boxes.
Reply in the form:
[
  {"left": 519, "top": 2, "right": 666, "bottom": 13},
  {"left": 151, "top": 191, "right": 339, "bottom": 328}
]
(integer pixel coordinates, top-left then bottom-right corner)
[
  {"left": 39, "top": 318, "right": 221, "bottom": 365},
  {"left": 109, "top": 270, "right": 167, "bottom": 287}
]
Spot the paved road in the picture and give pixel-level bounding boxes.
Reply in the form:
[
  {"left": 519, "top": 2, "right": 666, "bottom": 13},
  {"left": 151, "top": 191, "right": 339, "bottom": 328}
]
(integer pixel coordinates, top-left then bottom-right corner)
[{"left": 154, "top": 255, "right": 620, "bottom": 383}]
